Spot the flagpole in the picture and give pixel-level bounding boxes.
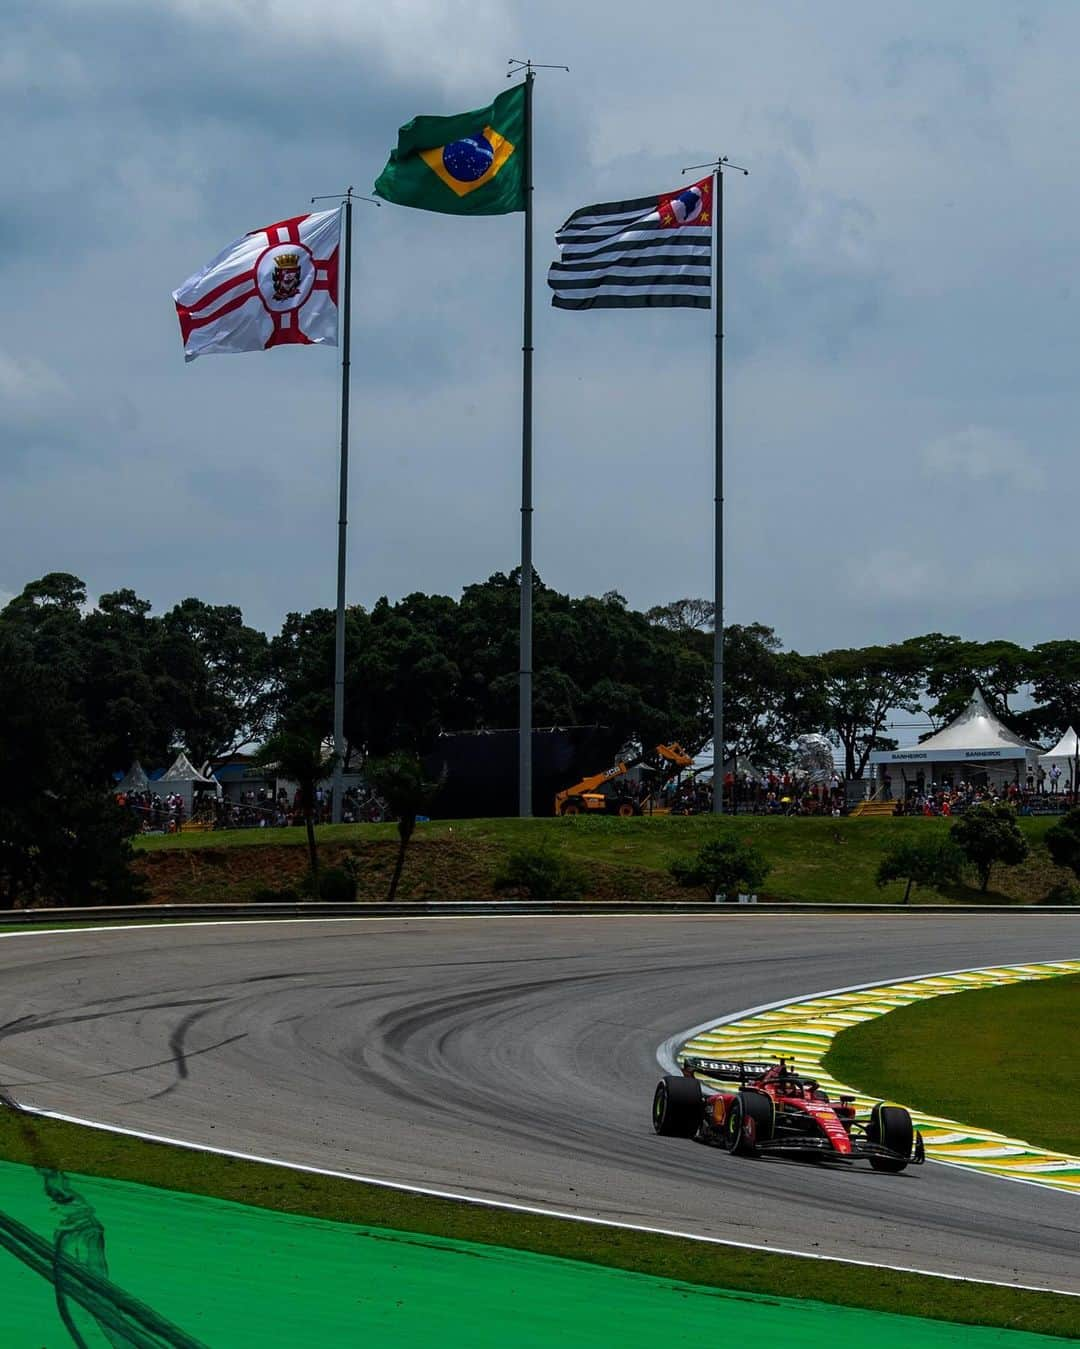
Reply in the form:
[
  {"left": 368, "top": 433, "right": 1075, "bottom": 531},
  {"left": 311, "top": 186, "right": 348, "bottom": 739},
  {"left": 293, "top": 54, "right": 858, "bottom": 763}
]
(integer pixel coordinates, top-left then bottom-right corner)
[
  {"left": 712, "top": 165, "right": 724, "bottom": 815},
  {"left": 308, "top": 188, "right": 379, "bottom": 825},
  {"left": 518, "top": 67, "right": 535, "bottom": 818},
  {"left": 681, "top": 157, "right": 746, "bottom": 816},
  {"left": 331, "top": 189, "right": 353, "bottom": 824}
]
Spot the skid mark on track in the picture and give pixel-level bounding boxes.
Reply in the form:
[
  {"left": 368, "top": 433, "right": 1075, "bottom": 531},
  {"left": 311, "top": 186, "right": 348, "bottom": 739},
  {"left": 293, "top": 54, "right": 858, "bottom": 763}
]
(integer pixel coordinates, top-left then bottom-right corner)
[{"left": 675, "top": 959, "right": 1080, "bottom": 1194}]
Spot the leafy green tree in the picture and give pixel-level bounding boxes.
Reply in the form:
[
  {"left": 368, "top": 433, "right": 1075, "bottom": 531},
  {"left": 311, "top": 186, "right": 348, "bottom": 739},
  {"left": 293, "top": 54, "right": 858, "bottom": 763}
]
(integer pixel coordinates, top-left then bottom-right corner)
[
  {"left": 922, "top": 639, "right": 1030, "bottom": 728},
  {"left": 669, "top": 837, "right": 771, "bottom": 900},
  {"left": 815, "top": 643, "right": 925, "bottom": 780},
  {"left": 1023, "top": 641, "right": 1080, "bottom": 744},
  {"left": 1045, "top": 809, "right": 1080, "bottom": 881},
  {"left": 254, "top": 730, "right": 335, "bottom": 891},
  {"left": 645, "top": 597, "right": 715, "bottom": 633},
  {"left": 0, "top": 629, "right": 145, "bottom": 908},
  {"left": 950, "top": 804, "right": 1029, "bottom": 893},
  {"left": 1, "top": 575, "right": 178, "bottom": 781},
  {"left": 364, "top": 752, "right": 444, "bottom": 901},
  {"left": 161, "top": 598, "right": 272, "bottom": 763},
  {"left": 722, "top": 625, "right": 822, "bottom": 769},
  {"left": 875, "top": 837, "right": 965, "bottom": 904},
  {"left": 80, "top": 588, "right": 174, "bottom": 778}
]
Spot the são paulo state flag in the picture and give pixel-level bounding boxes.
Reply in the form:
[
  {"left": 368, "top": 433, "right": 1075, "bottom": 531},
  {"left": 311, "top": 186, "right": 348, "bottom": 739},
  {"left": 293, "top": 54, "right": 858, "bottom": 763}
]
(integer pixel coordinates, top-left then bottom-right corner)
[{"left": 172, "top": 209, "right": 340, "bottom": 361}]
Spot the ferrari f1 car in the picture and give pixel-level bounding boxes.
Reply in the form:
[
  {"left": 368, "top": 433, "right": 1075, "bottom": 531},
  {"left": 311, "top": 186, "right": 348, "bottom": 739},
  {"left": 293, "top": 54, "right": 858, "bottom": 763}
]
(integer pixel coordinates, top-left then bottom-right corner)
[{"left": 652, "top": 1057, "right": 925, "bottom": 1172}]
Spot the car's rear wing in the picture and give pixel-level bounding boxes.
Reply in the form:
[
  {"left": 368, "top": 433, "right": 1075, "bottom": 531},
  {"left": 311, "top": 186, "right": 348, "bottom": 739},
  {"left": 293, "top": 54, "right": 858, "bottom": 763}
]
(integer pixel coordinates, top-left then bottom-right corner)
[{"left": 681, "top": 1057, "right": 777, "bottom": 1084}]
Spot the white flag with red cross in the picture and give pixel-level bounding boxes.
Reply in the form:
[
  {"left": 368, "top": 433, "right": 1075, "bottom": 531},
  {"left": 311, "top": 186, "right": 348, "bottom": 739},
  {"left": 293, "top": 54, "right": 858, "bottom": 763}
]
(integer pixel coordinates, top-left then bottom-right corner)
[{"left": 173, "top": 209, "right": 340, "bottom": 361}]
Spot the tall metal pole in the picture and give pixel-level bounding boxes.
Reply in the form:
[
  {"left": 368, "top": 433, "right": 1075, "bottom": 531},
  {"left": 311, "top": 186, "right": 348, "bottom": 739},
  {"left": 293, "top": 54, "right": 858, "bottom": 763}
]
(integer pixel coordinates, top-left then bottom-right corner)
[
  {"left": 712, "top": 166, "right": 724, "bottom": 815},
  {"left": 331, "top": 191, "right": 353, "bottom": 824},
  {"left": 518, "top": 69, "right": 535, "bottom": 817}
]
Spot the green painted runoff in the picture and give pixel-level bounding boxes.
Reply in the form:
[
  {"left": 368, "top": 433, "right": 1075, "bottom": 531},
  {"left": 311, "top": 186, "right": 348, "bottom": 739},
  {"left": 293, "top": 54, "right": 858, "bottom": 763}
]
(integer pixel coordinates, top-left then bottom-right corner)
[{"left": 1, "top": 1159, "right": 1076, "bottom": 1347}]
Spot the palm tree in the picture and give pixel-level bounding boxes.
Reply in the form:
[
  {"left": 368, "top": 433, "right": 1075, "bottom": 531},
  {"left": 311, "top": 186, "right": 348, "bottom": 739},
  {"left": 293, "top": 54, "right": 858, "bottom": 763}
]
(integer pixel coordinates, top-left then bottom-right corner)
[
  {"left": 364, "top": 752, "right": 443, "bottom": 901},
  {"left": 254, "top": 730, "right": 336, "bottom": 892}
]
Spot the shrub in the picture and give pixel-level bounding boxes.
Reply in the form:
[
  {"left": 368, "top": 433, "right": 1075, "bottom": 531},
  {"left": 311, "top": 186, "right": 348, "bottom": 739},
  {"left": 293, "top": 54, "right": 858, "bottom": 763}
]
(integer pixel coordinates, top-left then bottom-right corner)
[
  {"left": 1040, "top": 880, "right": 1080, "bottom": 906},
  {"left": 493, "top": 846, "right": 588, "bottom": 901},
  {"left": 315, "top": 865, "right": 358, "bottom": 902},
  {"left": 669, "top": 837, "right": 771, "bottom": 900},
  {"left": 1045, "top": 809, "right": 1080, "bottom": 880},
  {"left": 298, "top": 866, "right": 357, "bottom": 902},
  {"left": 950, "top": 804, "right": 1029, "bottom": 893},
  {"left": 876, "top": 838, "right": 965, "bottom": 904}
]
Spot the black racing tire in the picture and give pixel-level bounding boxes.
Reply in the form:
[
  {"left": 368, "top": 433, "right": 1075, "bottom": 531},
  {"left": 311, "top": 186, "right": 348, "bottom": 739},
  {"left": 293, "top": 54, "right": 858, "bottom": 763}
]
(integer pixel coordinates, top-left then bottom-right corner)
[
  {"left": 724, "top": 1089, "right": 774, "bottom": 1155},
  {"left": 867, "top": 1103, "right": 913, "bottom": 1172},
  {"left": 652, "top": 1076, "right": 703, "bottom": 1137}
]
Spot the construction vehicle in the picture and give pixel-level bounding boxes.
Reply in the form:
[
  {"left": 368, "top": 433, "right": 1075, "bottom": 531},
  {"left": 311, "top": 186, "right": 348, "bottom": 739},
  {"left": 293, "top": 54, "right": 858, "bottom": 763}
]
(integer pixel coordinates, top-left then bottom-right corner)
[{"left": 554, "top": 743, "right": 694, "bottom": 817}]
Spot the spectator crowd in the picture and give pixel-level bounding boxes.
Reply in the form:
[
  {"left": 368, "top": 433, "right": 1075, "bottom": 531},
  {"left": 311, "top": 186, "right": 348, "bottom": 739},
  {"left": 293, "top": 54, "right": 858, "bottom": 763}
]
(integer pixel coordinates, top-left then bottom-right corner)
[{"left": 114, "top": 785, "right": 391, "bottom": 833}]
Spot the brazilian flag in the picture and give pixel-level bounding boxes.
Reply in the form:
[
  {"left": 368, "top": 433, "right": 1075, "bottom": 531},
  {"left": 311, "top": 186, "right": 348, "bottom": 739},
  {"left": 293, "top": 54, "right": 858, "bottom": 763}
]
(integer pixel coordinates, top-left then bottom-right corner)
[{"left": 374, "top": 84, "right": 526, "bottom": 215}]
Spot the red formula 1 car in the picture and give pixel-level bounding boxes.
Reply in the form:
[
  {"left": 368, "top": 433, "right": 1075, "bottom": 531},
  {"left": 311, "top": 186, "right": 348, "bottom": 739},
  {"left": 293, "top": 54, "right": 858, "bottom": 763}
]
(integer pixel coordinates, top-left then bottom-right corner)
[{"left": 652, "top": 1057, "right": 924, "bottom": 1173}]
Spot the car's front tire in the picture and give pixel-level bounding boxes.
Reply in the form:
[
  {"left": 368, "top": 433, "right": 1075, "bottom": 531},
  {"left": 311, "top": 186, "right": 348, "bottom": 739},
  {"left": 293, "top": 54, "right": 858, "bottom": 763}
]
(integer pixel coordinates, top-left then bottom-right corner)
[
  {"left": 652, "top": 1076, "right": 703, "bottom": 1137},
  {"left": 867, "top": 1103, "right": 913, "bottom": 1172},
  {"left": 724, "top": 1089, "right": 774, "bottom": 1155}
]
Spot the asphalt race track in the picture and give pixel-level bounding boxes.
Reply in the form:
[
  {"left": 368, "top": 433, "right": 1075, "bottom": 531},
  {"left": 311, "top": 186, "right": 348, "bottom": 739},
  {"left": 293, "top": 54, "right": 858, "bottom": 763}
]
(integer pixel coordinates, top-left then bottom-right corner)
[{"left": 0, "top": 914, "right": 1077, "bottom": 1291}]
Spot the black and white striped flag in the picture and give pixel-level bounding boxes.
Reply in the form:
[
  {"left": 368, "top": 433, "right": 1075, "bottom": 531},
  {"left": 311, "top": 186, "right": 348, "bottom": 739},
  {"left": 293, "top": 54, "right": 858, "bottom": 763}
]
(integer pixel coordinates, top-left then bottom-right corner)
[{"left": 548, "top": 176, "right": 713, "bottom": 310}]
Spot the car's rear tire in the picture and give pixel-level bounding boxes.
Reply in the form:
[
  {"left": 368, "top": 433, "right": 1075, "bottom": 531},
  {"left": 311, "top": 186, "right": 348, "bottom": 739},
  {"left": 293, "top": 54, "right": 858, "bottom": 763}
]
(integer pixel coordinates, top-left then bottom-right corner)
[
  {"left": 867, "top": 1103, "right": 913, "bottom": 1172},
  {"left": 652, "top": 1076, "right": 703, "bottom": 1137},
  {"left": 724, "top": 1089, "right": 774, "bottom": 1155}
]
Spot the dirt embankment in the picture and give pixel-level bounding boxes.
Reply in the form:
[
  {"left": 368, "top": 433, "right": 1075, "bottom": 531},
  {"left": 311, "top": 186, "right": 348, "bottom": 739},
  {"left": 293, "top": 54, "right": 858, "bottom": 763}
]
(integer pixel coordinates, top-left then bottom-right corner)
[{"left": 133, "top": 839, "right": 686, "bottom": 905}]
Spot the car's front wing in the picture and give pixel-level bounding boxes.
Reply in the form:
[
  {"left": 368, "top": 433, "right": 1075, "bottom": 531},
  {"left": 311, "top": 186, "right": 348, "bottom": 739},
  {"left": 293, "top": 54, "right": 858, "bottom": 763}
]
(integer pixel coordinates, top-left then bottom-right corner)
[{"left": 756, "top": 1131, "right": 925, "bottom": 1165}]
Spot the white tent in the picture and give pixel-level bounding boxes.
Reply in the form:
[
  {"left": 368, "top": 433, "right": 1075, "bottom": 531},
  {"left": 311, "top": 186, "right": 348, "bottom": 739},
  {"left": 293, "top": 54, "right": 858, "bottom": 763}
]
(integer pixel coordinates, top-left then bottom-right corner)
[
  {"left": 1039, "top": 726, "right": 1080, "bottom": 790},
  {"left": 154, "top": 752, "right": 221, "bottom": 809},
  {"left": 115, "top": 760, "right": 150, "bottom": 793},
  {"left": 869, "top": 688, "right": 1040, "bottom": 787}
]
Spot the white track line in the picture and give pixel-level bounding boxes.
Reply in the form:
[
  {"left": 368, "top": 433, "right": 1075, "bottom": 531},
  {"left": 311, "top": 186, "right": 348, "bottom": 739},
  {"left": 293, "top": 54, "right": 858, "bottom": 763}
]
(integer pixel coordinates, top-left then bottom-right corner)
[
  {"left": 13, "top": 1104, "right": 1077, "bottom": 1298},
  {"left": 0, "top": 911, "right": 1021, "bottom": 942},
  {"left": 4, "top": 924, "right": 1078, "bottom": 1296}
]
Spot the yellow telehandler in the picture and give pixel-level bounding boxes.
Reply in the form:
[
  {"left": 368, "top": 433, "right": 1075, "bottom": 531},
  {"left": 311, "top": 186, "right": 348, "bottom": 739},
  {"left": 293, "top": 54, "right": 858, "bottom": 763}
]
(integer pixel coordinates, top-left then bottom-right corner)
[{"left": 554, "top": 743, "right": 693, "bottom": 817}]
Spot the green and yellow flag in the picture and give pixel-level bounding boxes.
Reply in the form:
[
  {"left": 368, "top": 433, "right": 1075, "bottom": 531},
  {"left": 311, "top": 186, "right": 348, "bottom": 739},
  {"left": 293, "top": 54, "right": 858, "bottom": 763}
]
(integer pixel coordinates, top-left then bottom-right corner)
[{"left": 374, "top": 84, "right": 526, "bottom": 215}]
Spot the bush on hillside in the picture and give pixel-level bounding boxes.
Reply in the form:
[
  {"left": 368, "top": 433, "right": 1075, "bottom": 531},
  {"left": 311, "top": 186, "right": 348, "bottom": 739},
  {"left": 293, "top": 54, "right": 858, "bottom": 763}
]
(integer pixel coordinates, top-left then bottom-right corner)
[
  {"left": 875, "top": 837, "right": 965, "bottom": 904},
  {"left": 1040, "top": 880, "right": 1080, "bottom": 906},
  {"left": 493, "top": 846, "right": 587, "bottom": 901},
  {"left": 950, "top": 804, "right": 1028, "bottom": 893},
  {"left": 669, "top": 837, "right": 771, "bottom": 900},
  {"left": 1045, "top": 809, "right": 1080, "bottom": 881},
  {"left": 299, "top": 866, "right": 357, "bottom": 902}
]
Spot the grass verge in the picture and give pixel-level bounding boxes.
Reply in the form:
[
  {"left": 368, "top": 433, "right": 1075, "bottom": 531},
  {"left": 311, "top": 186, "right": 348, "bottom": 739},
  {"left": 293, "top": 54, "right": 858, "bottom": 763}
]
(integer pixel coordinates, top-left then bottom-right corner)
[
  {"left": 130, "top": 814, "right": 1075, "bottom": 906},
  {"left": 825, "top": 974, "right": 1080, "bottom": 1156},
  {"left": 1, "top": 1109, "right": 1076, "bottom": 1338}
]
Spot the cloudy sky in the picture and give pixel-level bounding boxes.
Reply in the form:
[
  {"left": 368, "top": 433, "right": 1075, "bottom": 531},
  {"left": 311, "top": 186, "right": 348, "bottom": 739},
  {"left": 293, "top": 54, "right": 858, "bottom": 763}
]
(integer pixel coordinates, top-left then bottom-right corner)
[{"left": 4, "top": 1, "right": 1078, "bottom": 654}]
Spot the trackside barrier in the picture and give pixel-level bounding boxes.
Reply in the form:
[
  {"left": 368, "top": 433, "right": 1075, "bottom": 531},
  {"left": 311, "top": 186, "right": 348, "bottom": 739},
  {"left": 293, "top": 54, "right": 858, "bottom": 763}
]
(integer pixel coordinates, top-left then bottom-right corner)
[{"left": 2, "top": 900, "right": 1078, "bottom": 925}]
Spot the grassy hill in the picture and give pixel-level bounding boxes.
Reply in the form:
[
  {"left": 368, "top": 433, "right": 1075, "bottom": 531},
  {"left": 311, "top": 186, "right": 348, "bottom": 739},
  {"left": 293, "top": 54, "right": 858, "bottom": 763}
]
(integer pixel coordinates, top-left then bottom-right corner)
[{"left": 132, "top": 815, "right": 1075, "bottom": 907}]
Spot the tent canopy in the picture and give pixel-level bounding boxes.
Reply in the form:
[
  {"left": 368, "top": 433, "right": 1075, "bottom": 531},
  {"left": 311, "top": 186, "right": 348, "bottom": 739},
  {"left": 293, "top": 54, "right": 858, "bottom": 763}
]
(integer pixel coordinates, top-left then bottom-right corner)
[
  {"left": 870, "top": 689, "right": 1038, "bottom": 766},
  {"left": 116, "top": 760, "right": 150, "bottom": 793},
  {"left": 1040, "top": 726, "right": 1080, "bottom": 765},
  {"left": 156, "top": 752, "right": 217, "bottom": 786}
]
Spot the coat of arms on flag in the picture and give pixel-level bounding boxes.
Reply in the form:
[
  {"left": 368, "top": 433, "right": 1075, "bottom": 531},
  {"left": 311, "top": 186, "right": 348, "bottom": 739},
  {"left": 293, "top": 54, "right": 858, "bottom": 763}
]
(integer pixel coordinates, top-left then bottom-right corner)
[
  {"left": 172, "top": 209, "right": 341, "bottom": 360},
  {"left": 547, "top": 176, "right": 713, "bottom": 310}
]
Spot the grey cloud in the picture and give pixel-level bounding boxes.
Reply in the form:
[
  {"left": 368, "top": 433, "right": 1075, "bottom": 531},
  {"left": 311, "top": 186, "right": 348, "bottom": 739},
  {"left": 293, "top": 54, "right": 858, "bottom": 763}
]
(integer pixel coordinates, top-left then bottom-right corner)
[{"left": 3, "top": 0, "right": 1080, "bottom": 655}]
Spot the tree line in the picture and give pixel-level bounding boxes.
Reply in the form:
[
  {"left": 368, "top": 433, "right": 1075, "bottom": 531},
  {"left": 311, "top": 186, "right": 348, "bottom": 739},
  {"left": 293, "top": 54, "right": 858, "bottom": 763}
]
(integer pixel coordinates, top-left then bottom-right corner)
[
  {"left": 3, "top": 570, "right": 1080, "bottom": 782},
  {"left": 4, "top": 567, "right": 1080, "bottom": 907}
]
